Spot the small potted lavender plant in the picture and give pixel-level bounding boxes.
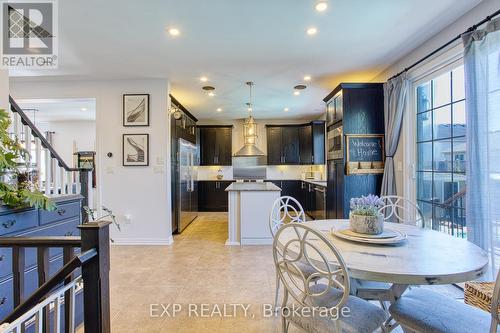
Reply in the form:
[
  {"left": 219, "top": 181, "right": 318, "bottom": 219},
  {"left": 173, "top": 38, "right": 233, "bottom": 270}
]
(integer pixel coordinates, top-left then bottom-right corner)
[{"left": 349, "top": 195, "right": 385, "bottom": 235}]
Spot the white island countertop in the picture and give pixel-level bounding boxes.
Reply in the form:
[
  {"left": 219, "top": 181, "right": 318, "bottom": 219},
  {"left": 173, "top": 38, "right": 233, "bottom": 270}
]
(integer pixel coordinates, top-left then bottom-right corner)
[{"left": 225, "top": 182, "right": 281, "bottom": 191}]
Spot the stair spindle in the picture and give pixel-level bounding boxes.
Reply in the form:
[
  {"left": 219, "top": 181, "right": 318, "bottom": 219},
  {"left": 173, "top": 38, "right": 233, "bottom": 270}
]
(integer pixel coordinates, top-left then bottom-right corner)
[
  {"left": 24, "top": 125, "right": 31, "bottom": 164},
  {"left": 54, "top": 165, "right": 61, "bottom": 195},
  {"left": 67, "top": 172, "right": 73, "bottom": 194},
  {"left": 60, "top": 168, "right": 66, "bottom": 195},
  {"left": 44, "top": 149, "right": 51, "bottom": 195},
  {"left": 35, "top": 138, "right": 42, "bottom": 191},
  {"left": 13, "top": 112, "right": 20, "bottom": 140}
]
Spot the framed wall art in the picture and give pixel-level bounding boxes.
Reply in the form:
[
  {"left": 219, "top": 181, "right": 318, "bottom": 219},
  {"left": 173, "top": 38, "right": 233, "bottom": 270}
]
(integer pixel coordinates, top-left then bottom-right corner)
[
  {"left": 123, "top": 134, "right": 149, "bottom": 166},
  {"left": 123, "top": 94, "right": 149, "bottom": 126}
]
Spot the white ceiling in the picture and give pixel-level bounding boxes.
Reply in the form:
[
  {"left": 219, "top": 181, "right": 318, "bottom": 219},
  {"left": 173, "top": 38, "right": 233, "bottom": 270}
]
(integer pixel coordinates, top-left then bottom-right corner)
[
  {"left": 17, "top": 98, "right": 96, "bottom": 123},
  {"left": 10, "top": 0, "right": 481, "bottom": 120}
]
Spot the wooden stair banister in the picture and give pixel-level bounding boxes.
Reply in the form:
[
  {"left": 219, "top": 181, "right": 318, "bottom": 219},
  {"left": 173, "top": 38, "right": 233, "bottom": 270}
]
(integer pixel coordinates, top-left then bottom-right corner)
[
  {"left": 9, "top": 96, "right": 78, "bottom": 172},
  {"left": 0, "top": 221, "right": 111, "bottom": 333},
  {"left": 0, "top": 248, "right": 97, "bottom": 325},
  {"left": 8, "top": 95, "right": 94, "bottom": 221}
]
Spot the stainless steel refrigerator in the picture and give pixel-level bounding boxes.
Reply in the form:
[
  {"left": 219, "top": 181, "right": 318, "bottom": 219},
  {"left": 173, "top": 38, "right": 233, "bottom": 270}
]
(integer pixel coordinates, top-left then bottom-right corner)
[{"left": 177, "top": 138, "right": 198, "bottom": 232}]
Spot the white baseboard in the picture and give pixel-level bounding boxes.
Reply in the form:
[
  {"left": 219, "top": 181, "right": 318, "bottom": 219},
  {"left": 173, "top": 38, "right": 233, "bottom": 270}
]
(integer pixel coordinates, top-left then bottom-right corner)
[
  {"left": 240, "top": 238, "right": 273, "bottom": 245},
  {"left": 111, "top": 236, "right": 174, "bottom": 246}
]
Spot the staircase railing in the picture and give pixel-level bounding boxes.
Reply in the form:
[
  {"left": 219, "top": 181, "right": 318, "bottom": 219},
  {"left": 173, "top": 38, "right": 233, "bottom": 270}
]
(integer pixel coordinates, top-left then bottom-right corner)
[
  {"left": 8, "top": 96, "right": 93, "bottom": 221},
  {"left": 0, "top": 221, "right": 111, "bottom": 333}
]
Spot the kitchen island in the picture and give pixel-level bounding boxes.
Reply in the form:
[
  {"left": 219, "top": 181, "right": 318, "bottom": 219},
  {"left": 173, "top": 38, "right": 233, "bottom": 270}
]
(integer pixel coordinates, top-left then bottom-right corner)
[{"left": 225, "top": 182, "right": 281, "bottom": 245}]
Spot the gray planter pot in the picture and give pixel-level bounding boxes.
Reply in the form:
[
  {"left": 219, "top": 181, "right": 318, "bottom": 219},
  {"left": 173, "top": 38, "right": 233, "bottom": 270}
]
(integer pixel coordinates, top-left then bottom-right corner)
[{"left": 349, "top": 213, "right": 384, "bottom": 235}]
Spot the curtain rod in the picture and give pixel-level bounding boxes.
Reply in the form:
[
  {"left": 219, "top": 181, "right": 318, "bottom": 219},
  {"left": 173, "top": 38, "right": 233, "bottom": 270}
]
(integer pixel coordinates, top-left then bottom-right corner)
[{"left": 388, "top": 8, "right": 500, "bottom": 81}]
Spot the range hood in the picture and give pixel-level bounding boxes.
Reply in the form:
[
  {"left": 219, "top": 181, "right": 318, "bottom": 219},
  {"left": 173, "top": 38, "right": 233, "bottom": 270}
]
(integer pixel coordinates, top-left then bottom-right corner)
[
  {"left": 234, "top": 115, "right": 265, "bottom": 156},
  {"left": 234, "top": 144, "right": 265, "bottom": 156}
]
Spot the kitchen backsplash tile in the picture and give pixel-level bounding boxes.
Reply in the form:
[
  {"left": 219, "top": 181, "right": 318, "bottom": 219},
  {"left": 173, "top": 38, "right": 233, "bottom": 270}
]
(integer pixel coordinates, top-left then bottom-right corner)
[{"left": 196, "top": 165, "right": 325, "bottom": 181}]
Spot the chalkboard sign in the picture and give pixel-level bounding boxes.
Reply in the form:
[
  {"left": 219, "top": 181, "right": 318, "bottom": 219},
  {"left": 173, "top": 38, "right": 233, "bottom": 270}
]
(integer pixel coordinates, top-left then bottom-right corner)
[{"left": 345, "top": 134, "right": 385, "bottom": 175}]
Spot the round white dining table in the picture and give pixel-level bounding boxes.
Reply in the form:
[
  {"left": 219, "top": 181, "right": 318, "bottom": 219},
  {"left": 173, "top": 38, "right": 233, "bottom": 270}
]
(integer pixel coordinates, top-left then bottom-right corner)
[{"left": 278, "top": 220, "right": 489, "bottom": 286}]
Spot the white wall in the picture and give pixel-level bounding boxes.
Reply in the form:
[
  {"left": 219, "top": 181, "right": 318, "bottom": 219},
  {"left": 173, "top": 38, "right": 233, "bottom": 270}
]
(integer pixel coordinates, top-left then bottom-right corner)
[
  {"left": 371, "top": 0, "right": 499, "bottom": 197},
  {"left": 10, "top": 78, "right": 172, "bottom": 245},
  {"left": 0, "top": 70, "right": 8, "bottom": 110}
]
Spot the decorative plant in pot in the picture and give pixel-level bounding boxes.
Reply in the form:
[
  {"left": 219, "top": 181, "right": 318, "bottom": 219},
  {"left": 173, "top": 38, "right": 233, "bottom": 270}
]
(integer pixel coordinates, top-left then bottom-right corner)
[
  {"left": 349, "top": 195, "right": 385, "bottom": 235},
  {"left": 0, "top": 109, "right": 55, "bottom": 211}
]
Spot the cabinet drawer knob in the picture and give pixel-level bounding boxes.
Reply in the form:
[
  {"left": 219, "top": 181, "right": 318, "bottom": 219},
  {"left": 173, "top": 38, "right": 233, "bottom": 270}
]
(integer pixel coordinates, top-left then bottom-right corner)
[
  {"left": 0, "top": 254, "right": 5, "bottom": 261},
  {"left": 64, "top": 231, "right": 74, "bottom": 236},
  {"left": 0, "top": 296, "right": 6, "bottom": 306},
  {"left": 2, "top": 219, "right": 16, "bottom": 229},
  {"left": 57, "top": 208, "right": 66, "bottom": 216}
]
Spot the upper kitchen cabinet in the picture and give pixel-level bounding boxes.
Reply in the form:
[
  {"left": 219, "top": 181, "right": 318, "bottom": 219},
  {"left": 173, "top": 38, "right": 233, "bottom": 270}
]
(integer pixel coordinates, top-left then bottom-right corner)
[
  {"left": 198, "top": 125, "right": 233, "bottom": 166},
  {"left": 266, "top": 125, "right": 300, "bottom": 165},
  {"left": 266, "top": 121, "right": 325, "bottom": 165},
  {"left": 170, "top": 95, "right": 198, "bottom": 144},
  {"left": 324, "top": 83, "right": 385, "bottom": 134}
]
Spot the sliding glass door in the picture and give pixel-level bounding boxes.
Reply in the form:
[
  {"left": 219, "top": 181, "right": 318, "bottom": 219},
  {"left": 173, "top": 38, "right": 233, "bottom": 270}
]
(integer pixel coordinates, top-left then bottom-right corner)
[{"left": 415, "top": 65, "right": 467, "bottom": 237}]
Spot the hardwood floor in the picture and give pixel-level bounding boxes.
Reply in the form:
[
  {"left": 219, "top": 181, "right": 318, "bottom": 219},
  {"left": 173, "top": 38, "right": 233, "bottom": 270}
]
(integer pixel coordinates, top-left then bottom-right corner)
[{"left": 108, "top": 212, "right": 282, "bottom": 332}]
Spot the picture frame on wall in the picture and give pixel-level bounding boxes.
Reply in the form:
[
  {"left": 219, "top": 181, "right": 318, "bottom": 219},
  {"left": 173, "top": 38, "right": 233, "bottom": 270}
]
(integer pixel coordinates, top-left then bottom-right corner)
[
  {"left": 123, "top": 134, "right": 149, "bottom": 166},
  {"left": 123, "top": 94, "right": 149, "bottom": 126}
]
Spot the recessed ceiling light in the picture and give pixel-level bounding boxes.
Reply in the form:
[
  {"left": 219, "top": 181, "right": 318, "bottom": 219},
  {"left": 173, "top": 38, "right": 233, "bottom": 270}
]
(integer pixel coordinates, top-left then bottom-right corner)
[
  {"left": 247, "top": 107, "right": 253, "bottom": 112},
  {"left": 303, "top": 75, "right": 312, "bottom": 81},
  {"left": 80, "top": 107, "right": 87, "bottom": 111},
  {"left": 167, "top": 27, "right": 180, "bottom": 36},
  {"left": 284, "top": 108, "right": 289, "bottom": 112},
  {"left": 200, "top": 76, "right": 208, "bottom": 82},
  {"left": 208, "top": 92, "right": 215, "bottom": 97},
  {"left": 216, "top": 108, "right": 222, "bottom": 112},
  {"left": 293, "top": 91, "right": 300, "bottom": 96},
  {"left": 315, "top": 1, "right": 328, "bottom": 12},
  {"left": 306, "top": 27, "right": 318, "bottom": 36}
]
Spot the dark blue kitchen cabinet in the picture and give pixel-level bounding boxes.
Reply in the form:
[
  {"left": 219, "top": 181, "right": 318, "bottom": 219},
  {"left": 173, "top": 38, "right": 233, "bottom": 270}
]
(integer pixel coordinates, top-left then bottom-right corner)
[
  {"left": 0, "top": 194, "right": 83, "bottom": 323},
  {"left": 324, "top": 83, "right": 385, "bottom": 219}
]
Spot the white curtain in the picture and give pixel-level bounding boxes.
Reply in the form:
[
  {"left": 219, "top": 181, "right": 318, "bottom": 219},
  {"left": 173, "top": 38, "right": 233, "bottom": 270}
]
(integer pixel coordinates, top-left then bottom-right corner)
[
  {"left": 463, "top": 17, "right": 500, "bottom": 276},
  {"left": 381, "top": 74, "right": 409, "bottom": 196}
]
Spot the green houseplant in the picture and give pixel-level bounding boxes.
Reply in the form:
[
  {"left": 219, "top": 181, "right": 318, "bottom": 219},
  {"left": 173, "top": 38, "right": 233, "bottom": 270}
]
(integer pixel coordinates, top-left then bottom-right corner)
[{"left": 0, "top": 108, "right": 55, "bottom": 211}]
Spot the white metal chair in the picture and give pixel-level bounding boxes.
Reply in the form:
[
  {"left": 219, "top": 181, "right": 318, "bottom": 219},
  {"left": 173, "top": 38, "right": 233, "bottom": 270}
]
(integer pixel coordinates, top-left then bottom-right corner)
[
  {"left": 269, "top": 196, "right": 306, "bottom": 236},
  {"left": 269, "top": 196, "right": 309, "bottom": 309},
  {"left": 388, "top": 271, "right": 500, "bottom": 333},
  {"left": 273, "top": 223, "right": 387, "bottom": 333},
  {"left": 354, "top": 196, "right": 425, "bottom": 309},
  {"left": 378, "top": 195, "right": 426, "bottom": 228}
]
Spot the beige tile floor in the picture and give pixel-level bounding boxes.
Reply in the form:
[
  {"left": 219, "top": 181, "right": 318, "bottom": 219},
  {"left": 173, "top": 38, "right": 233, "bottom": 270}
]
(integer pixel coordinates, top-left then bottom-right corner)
[
  {"left": 109, "top": 212, "right": 283, "bottom": 333},
  {"left": 106, "top": 212, "right": 463, "bottom": 333}
]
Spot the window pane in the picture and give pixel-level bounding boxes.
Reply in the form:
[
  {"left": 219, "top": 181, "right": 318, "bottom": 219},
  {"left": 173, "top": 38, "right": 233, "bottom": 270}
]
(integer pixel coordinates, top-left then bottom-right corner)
[
  {"left": 416, "top": 66, "right": 467, "bottom": 237},
  {"left": 453, "top": 174, "right": 466, "bottom": 203},
  {"left": 453, "top": 101, "right": 466, "bottom": 136},
  {"left": 433, "top": 173, "right": 454, "bottom": 204},
  {"left": 452, "top": 137, "right": 466, "bottom": 172},
  {"left": 417, "top": 82, "right": 432, "bottom": 113},
  {"left": 417, "top": 111, "right": 432, "bottom": 141},
  {"left": 433, "top": 105, "right": 451, "bottom": 139},
  {"left": 417, "top": 200, "right": 433, "bottom": 229},
  {"left": 417, "top": 172, "right": 433, "bottom": 201},
  {"left": 433, "top": 140, "right": 452, "bottom": 171},
  {"left": 452, "top": 66, "right": 465, "bottom": 101},
  {"left": 417, "top": 142, "right": 432, "bottom": 171},
  {"left": 433, "top": 72, "right": 452, "bottom": 108}
]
